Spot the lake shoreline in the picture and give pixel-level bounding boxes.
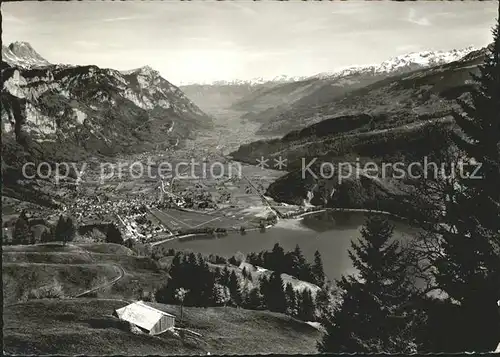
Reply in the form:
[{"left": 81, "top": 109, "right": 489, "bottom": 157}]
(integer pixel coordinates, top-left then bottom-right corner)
[
  {"left": 152, "top": 207, "right": 415, "bottom": 247},
  {"left": 152, "top": 210, "right": 418, "bottom": 282}
]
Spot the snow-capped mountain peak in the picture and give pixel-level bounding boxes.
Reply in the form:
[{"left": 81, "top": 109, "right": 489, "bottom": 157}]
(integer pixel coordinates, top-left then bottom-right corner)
[
  {"left": 2, "top": 42, "right": 51, "bottom": 69},
  {"left": 376, "top": 47, "right": 476, "bottom": 72},
  {"left": 182, "top": 75, "right": 309, "bottom": 86},
  {"left": 313, "top": 46, "right": 476, "bottom": 80},
  {"left": 181, "top": 47, "right": 475, "bottom": 86}
]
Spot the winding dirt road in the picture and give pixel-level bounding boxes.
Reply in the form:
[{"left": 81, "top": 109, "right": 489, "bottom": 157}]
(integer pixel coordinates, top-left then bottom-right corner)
[
  {"left": 73, "top": 263, "right": 125, "bottom": 298},
  {"left": 6, "top": 243, "right": 128, "bottom": 299}
]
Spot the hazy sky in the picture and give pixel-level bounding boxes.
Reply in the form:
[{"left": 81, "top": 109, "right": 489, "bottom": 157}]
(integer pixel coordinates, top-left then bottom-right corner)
[{"left": 3, "top": 1, "right": 498, "bottom": 85}]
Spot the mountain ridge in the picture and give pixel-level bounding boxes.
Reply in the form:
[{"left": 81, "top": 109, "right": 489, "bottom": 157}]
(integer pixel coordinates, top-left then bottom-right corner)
[
  {"left": 229, "top": 45, "right": 485, "bottom": 213},
  {"left": 180, "top": 47, "right": 477, "bottom": 117},
  {"left": 1, "top": 42, "right": 212, "bottom": 191},
  {"left": 2, "top": 41, "right": 52, "bottom": 69},
  {"left": 240, "top": 46, "right": 482, "bottom": 135},
  {"left": 311, "top": 47, "right": 476, "bottom": 80},
  {"left": 180, "top": 74, "right": 309, "bottom": 87},
  {"left": 181, "top": 47, "right": 476, "bottom": 87}
]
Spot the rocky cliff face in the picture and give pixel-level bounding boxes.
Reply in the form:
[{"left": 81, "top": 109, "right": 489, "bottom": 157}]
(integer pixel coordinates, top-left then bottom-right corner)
[
  {"left": 2, "top": 42, "right": 51, "bottom": 69},
  {"left": 1, "top": 42, "right": 212, "bottom": 162}
]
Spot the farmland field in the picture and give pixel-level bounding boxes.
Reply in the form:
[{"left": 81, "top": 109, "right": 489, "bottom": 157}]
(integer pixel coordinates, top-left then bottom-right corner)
[{"left": 151, "top": 207, "right": 269, "bottom": 232}]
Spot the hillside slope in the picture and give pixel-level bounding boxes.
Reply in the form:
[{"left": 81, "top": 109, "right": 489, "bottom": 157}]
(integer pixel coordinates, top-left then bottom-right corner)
[
  {"left": 235, "top": 47, "right": 478, "bottom": 135},
  {"left": 3, "top": 299, "right": 321, "bottom": 355},
  {"left": 2, "top": 243, "right": 166, "bottom": 304}
]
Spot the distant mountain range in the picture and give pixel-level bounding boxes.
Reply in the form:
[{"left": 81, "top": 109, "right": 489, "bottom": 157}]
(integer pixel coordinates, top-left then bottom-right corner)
[
  {"left": 182, "top": 75, "right": 309, "bottom": 87},
  {"left": 180, "top": 76, "right": 311, "bottom": 115},
  {"left": 312, "top": 47, "right": 476, "bottom": 80},
  {"left": 229, "top": 45, "right": 487, "bottom": 211},
  {"left": 183, "top": 48, "right": 474, "bottom": 88},
  {"left": 181, "top": 47, "right": 477, "bottom": 131},
  {"left": 231, "top": 47, "right": 479, "bottom": 135}
]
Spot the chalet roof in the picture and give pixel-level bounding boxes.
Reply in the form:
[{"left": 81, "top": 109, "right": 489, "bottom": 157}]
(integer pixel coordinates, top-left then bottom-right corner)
[{"left": 114, "top": 301, "right": 175, "bottom": 331}]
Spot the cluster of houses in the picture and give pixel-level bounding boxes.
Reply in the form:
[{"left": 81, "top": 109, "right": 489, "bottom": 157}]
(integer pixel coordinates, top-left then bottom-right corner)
[
  {"left": 66, "top": 194, "right": 150, "bottom": 224},
  {"left": 117, "top": 213, "right": 168, "bottom": 241},
  {"left": 61, "top": 192, "right": 170, "bottom": 241}
]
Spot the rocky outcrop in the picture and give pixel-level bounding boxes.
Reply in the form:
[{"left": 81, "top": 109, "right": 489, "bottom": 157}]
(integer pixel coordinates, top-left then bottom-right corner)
[{"left": 1, "top": 43, "right": 213, "bottom": 162}]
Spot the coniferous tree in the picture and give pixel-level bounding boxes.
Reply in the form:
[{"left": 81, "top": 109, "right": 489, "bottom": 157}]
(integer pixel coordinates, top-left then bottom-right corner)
[
  {"left": 318, "top": 216, "right": 421, "bottom": 353},
  {"left": 286, "top": 244, "right": 307, "bottom": 278},
  {"left": 156, "top": 252, "right": 216, "bottom": 307},
  {"left": 247, "top": 252, "right": 260, "bottom": 266},
  {"left": 246, "top": 287, "right": 263, "bottom": 310},
  {"left": 40, "top": 226, "right": 54, "bottom": 243},
  {"left": 66, "top": 216, "right": 76, "bottom": 243},
  {"left": 197, "top": 252, "right": 204, "bottom": 266},
  {"left": 298, "top": 288, "right": 316, "bottom": 321},
  {"left": 259, "top": 275, "right": 270, "bottom": 309},
  {"left": 285, "top": 282, "right": 298, "bottom": 316},
  {"left": 415, "top": 296, "right": 467, "bottom": 353},
  {"left": 312, "top": 250, "right": 326, "bottom": 286},
  {"left": 269, "top": 243, "right": 286, "bottom": 273},
  {"left": 185, "top": 253, "right": 201, "bottom": 305},
  {"left": 13, "top": 211, "right": 32, "bottom": 245},
  {"left": 156, "top": 252, "right": 182, "bottom": 303},
  {"left": 428, "top": 8, "right": 500, "bottom": 352},
  {"left": 315, "top": 286, "right": 335, "bottom": 322},
  {"left": 214, "top": 267, "right": 222, "bottom": 282},
  {"left": 228, "top": 270, "right": 242, "bottom": 306},
  {"left": 228, "top": 256, "right": 238, "bottom": 266},
  {"left": 258, "top": 251, "right": 265, "bottom": 266},
  {"left": 199, "top": 259, "right": 216, "bottom": 306},
  {"left": 221, "top": 266, "right": 231, "bottom": 286},
  {"left": 240, "top": 282, "right": 250, "bottom": 307},
  {"left": 105, "top": 223, "right": 123, "bottom": 245},
  {"left": 55, "top": 215, "right": 76, "bottom": 245},
  {"left": 299, "top": 263, "right": 314, "bottom": 284},
  {"left": 265, "top": 272, "right": 287, "bottom": 313}
]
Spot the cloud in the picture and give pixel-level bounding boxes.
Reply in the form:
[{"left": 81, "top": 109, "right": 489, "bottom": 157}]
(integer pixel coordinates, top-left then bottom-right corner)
[
  {"left": 407, "top": 8, "right": 431, "bottom": 26},
  {"left": 101, "top": 16, "right": 140, "bottom": 23},
  {"left": 3, "top": 12, "right": 26, "bottom": 24}
]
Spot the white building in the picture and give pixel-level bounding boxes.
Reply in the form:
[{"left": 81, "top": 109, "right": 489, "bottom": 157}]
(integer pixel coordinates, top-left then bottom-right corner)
[{"left": 113, "top": 301, "right": 175, "bottom": 335}]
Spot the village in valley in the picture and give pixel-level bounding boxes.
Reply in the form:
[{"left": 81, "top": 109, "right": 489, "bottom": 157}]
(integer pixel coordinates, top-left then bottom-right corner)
[{"left": 3, "top": 145, "right": 291, "bottom": 244}]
